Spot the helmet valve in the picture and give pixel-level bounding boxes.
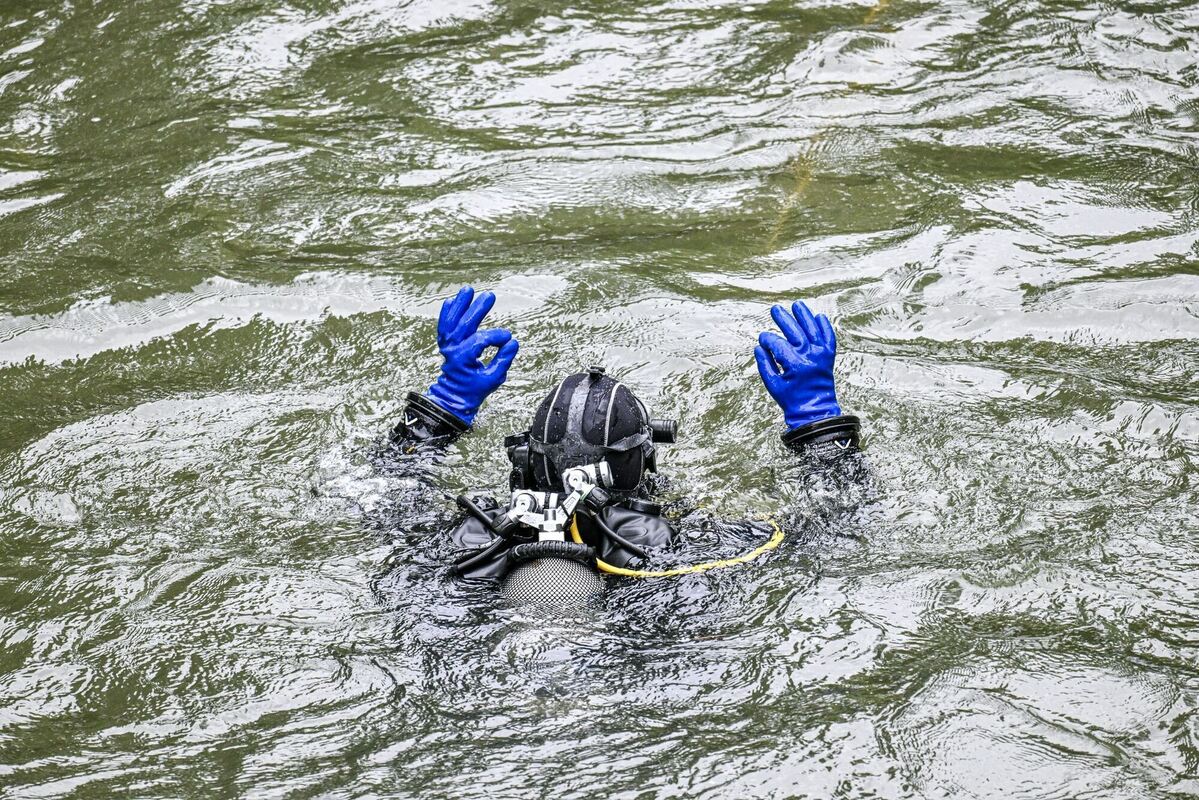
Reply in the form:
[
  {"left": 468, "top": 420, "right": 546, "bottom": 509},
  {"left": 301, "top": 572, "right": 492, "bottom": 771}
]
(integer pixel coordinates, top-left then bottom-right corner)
[{"left": 562, "top": 462, "right": 613, "bottom": 492}]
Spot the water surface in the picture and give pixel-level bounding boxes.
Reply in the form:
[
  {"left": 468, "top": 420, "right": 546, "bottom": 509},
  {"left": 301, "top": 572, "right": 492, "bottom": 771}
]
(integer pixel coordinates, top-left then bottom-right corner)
[{"left": 1, "top": 0, "right": 1197, "bottom": 797}]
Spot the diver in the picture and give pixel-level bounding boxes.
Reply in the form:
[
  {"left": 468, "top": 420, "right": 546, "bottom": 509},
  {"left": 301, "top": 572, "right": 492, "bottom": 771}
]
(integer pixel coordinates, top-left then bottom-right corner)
[{"left": 384, "top": 286, "right": 866, "bottom": 604}]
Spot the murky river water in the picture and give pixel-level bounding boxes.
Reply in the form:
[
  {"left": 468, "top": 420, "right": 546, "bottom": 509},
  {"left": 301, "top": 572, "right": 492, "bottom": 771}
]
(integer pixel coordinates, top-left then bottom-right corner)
[{"left": 1, "top": 0, "right": 1197, "bottom": 797}]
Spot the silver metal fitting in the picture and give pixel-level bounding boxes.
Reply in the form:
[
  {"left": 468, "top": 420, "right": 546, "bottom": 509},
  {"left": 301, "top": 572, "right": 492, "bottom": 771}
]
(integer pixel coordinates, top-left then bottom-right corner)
[
  {"left": 506, "top": 490, "right": 569, "bottom": 541},
  {"left": 509, "top": 490, "right": 562, "bottom": 515},
  {"left": 561, "top": 462, "right": 613, "bottom": 492}
]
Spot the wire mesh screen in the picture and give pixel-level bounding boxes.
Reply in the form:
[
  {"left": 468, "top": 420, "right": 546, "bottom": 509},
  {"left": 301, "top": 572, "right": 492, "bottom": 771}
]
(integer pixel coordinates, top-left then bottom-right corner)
[{"left": 502, "top": 558, "right": 604, "bottom": 608}]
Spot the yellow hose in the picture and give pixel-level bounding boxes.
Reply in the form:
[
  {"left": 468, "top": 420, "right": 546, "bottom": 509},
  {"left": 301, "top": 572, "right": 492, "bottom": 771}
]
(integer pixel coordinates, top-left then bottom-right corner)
[{"left": 569, "top": 517, "right": 785, "bottom": 578}]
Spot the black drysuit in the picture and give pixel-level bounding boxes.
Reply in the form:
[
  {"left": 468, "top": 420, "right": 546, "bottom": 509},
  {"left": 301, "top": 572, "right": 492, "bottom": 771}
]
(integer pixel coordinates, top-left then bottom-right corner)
[{"left": 378, "top": 392, "right": 870, "bottom": 581}]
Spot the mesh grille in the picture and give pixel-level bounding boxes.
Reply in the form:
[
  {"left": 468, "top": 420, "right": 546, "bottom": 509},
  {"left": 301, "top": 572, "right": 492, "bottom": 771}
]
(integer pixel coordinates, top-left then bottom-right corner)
[{"left": 502, "top": 558, "right": 604, "bottom": 608}]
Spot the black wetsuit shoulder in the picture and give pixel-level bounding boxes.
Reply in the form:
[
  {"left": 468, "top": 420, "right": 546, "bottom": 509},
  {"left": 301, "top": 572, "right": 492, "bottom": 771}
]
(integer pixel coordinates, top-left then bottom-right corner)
[{"left": 383, "top": 400, "right": 871, "bottom": 580}]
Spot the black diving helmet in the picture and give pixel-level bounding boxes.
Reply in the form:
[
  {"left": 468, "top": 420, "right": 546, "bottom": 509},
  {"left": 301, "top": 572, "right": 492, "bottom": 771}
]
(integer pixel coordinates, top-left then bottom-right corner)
[{"left": 504, "top": 366, "right": 677, "bottom": 495}]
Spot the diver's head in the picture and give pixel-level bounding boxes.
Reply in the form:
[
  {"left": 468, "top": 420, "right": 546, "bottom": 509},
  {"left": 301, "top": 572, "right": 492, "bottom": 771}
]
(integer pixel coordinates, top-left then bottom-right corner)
[{"left": 506, "top": 366, "right": 676, "bottom": 494}]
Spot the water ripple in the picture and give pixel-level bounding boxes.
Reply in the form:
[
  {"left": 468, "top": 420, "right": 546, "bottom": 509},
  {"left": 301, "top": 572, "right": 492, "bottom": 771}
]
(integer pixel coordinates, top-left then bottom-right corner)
[{"left": 1, "top": 0, "right": 1197, "bottom": 796}]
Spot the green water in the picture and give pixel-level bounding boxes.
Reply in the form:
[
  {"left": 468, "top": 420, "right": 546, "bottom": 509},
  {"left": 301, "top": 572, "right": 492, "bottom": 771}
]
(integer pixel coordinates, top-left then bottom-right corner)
[{"left": 1, "top": 0, "right": 1197, "bottom": 797}]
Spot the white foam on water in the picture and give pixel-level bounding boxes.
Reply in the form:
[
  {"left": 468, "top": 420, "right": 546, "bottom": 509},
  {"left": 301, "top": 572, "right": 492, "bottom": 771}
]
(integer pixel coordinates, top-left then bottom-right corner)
[{"left": 0, "top": 272, "right": 566, "bottom": 366}]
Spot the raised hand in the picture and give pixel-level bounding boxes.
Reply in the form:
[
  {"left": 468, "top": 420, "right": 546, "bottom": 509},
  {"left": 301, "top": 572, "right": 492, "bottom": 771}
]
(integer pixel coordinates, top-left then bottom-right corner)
[
  {"left": 426, "top": 286, "right": 520, "bottom": 425},
  {"left": 754, "top": 300, "right": 842, "bottom": 430}
]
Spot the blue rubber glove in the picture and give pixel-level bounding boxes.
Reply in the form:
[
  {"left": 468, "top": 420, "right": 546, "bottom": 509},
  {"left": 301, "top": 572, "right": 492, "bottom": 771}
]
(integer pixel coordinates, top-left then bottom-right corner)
[
  {"left": 425, "top": 286, "right": 520, "bottom": 426},
  {"left": 755, "top": 300, "right": 842, "bottom": 430}
]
